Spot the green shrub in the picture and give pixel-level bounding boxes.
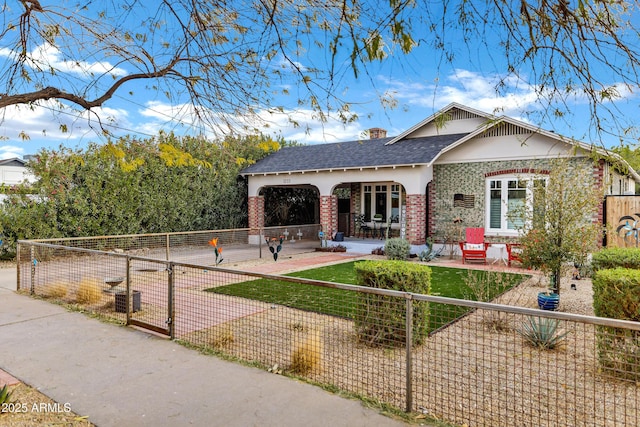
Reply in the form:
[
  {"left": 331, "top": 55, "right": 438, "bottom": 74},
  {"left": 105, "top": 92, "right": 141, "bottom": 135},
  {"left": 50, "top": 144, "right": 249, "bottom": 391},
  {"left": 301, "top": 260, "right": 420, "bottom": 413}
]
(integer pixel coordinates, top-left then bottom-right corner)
[
  {"left": 593, "top": 268, "right": 640, "bottom": 380},
  {"left": 384, "top": 238, "right": 411, "bottom": 260},
  {"left": 593, "top": 268, "right": 640, "bottom": 320},
  {"left": 353, "top": 260, "right": 431, "bottom": 347},
  {"left": 591, "top": 247, "right": 640, "bottom": 272}
]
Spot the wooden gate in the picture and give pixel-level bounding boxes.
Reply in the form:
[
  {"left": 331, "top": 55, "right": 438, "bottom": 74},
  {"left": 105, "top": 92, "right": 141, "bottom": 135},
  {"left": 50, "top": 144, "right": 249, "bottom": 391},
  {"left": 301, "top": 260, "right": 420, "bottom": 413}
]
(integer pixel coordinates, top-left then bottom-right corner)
[{"left": 604, "top": 195, "right": 640, "bottom": 248}]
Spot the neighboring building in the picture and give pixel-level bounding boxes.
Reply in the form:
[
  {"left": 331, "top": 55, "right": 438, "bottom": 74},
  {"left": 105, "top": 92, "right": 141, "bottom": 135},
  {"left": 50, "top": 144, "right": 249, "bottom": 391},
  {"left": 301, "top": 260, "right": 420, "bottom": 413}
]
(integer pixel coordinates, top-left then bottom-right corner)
[
  {"left": 240, "top": 103, "right": 640, "bottom": 245},
  {"left": 0, "top": 157, "right": 32, "bottom": 185},
  {"left": 0, "top": 157, "right": 35, "bottom": 201}
]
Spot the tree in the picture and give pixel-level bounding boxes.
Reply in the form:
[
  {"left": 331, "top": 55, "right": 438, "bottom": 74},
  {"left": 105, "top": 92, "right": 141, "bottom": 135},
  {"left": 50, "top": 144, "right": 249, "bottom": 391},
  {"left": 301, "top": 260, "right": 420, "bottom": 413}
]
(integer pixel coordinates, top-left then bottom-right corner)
[
  {"left": 1, "top": 1, "right": 640, "bottom": 142},
  {"left": 0, "top": 132, "right": 280, "bottom": 256},
  {"left": 512, "top": 157, "right": 604, "bottom": 295}
]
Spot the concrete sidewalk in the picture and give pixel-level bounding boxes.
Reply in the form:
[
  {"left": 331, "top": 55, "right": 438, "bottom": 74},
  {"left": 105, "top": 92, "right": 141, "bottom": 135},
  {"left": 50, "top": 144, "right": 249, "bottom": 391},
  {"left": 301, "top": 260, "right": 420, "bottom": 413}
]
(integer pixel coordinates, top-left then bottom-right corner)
[{"left": 0, "top": 268, "right": 408, "bottom": 427}]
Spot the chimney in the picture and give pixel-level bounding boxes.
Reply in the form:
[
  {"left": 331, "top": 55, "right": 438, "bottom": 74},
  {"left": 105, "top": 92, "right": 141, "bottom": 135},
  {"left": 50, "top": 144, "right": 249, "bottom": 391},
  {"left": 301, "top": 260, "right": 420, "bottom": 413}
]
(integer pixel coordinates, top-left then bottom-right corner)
[{"left": 368, "top": 128, "right": 387, "bottom": 139}]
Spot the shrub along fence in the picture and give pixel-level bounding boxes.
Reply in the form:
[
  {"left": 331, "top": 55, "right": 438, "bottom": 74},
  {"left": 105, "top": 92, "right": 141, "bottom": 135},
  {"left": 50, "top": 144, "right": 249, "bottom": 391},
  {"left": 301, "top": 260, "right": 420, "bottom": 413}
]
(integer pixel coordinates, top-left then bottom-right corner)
[{"left": 16, "top": 239, "right": 640, "bottom": 427}]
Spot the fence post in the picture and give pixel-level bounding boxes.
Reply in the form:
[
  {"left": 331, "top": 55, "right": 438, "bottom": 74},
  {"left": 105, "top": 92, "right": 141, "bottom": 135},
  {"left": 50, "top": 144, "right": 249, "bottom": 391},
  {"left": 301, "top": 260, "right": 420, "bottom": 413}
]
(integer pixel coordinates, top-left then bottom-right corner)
[
  {"left": 16, "top": 242, "right": 21, "bottom": 291},
  {"left": 405, "top": 295, "right": 413, "bottom": 413},
  {"left": 259, "top": 228, "right": 263, "bottom": 259},
  {"left": 168, "top": 262, "right": 175, "bottom": 339},
  {"left": 165, "top": 233, "right": 170, "bottom": 261},
  {"left": 30, "top": 245, "right": 35, "bottom": 295},
  {"left": 125, "top": 256, "right": 131, "bottom": 325}
]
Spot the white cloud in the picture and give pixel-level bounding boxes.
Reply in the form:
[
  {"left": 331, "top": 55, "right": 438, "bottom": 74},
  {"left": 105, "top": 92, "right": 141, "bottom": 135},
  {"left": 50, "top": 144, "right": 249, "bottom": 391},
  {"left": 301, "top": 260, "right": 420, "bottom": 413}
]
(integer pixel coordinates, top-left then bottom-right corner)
[
  {"left": 0, "top": 101, "right": 132, "bottom": 155},
  {"left": 29, "top": 43, "right": 128, "bottom": 78},
  {"left": 0, "top": 145, "right": 25, "bottom": 160},
  {"left": 378, "top": 69, "right": 540, "bottom": 119}
]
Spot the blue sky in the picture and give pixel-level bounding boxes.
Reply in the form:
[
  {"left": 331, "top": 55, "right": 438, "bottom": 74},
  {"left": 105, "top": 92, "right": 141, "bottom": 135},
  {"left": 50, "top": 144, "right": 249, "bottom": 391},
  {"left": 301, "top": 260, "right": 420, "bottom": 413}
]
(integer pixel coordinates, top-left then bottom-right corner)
[{"left": 0, "top": 3, "right": 637, "bottom": 160}]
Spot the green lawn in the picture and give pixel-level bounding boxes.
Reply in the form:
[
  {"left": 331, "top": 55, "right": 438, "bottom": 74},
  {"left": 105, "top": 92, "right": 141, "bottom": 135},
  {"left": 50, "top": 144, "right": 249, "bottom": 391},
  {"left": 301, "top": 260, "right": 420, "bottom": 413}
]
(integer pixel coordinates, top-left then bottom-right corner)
[{"left": 207, "top": 261, "right": 526, "bottom": 333}]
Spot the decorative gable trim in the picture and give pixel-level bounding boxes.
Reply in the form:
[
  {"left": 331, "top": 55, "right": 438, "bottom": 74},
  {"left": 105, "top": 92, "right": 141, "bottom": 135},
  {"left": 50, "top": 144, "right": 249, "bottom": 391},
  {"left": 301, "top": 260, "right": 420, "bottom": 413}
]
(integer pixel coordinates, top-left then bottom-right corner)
[
  {"left": 485, "top": 168, "right": 550, "bottom": 178},
  {"left": 478, "top": 122, "right": 532, "bottom": 138},
  {"left": 446, "top": 107, "right": 483, "bottom": 121}
]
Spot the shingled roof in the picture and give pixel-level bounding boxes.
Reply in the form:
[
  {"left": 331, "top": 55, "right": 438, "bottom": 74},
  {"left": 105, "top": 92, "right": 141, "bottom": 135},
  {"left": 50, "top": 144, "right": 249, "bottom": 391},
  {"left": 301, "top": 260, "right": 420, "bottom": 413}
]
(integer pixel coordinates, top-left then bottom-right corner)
[{"left": 240, "top": 132, "right": 469, "bottom": 175}]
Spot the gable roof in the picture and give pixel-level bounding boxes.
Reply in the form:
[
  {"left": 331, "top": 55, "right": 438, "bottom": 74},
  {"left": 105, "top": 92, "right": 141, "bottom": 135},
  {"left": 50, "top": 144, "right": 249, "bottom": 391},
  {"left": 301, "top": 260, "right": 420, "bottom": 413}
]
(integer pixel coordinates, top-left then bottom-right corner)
[
  {"left": 0, "top": 158, "right": 26, "bottom": 167},
  {"left": 240, "top": 133, "right": 469, "bottom": 176},
  {"left": 385, "top": 102, "right": 493, "bottom": 145},
  {"left": 241, "top": 103, "right": 640, "bottom": 182}
]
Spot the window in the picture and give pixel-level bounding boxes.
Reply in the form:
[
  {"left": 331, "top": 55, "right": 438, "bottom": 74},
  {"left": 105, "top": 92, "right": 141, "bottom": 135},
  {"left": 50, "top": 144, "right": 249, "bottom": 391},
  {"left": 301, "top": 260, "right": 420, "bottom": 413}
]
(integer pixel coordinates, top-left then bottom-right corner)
[
  {"left": 361, "top": 183, "right": 404, "bottom": 223},
  {"left": 363, "top": 185, "right": 372, "bottom": 221},
  {"left": 486, "top": 175, "right": 545, "bottom": 234}
]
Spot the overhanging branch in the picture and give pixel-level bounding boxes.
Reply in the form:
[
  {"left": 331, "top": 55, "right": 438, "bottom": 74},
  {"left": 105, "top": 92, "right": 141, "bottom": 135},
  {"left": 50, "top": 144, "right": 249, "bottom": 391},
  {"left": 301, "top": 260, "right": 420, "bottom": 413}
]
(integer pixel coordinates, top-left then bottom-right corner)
[{"left": 0, "top": 59, "right": 183, "bottom": 110}]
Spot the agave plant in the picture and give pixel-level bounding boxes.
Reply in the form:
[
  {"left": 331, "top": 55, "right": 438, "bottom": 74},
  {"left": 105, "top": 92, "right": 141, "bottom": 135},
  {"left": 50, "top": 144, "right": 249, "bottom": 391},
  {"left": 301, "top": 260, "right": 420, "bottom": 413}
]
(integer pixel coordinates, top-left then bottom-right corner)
[
  {"left": 0, "top": 384, "right": 13, "bottom": 405},
  {"left": 517, "top": 316, "right": 568, "bottom": 350}
]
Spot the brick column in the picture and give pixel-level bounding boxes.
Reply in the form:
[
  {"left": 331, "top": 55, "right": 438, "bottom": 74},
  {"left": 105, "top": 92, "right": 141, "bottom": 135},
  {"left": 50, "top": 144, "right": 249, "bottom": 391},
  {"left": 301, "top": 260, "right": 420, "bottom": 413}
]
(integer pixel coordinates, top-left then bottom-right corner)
[
  {"left": 427, "top": 182, "right": 436, "bottom": 239},
  {"left": 593, "top": 160, "right": 605, "bottom": 248},
  {"left": 405, "top": 193, "right": 427, "bottom": 245},
  {"left": 350, "top": 183, "right": 360, "bottom": 236},
  {"left": 248, "top": 196, "right": 264, "bottom": 244},
  {"left": 319, "top": 195, "right": 338, "bottom": 237}
]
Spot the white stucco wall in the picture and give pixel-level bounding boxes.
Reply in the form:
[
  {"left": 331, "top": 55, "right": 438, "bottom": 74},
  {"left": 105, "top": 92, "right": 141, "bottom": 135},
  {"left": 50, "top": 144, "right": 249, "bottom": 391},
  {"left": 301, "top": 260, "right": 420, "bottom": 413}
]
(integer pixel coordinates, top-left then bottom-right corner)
[
  {"left": 435, "top": 133, "right": 585, "bottom": 164},
  {"left": 247, "top": 164, "right": 433, "bottom": 196},
  {"left": 0, "top": 164, "right": 34, "bottom": 185}
]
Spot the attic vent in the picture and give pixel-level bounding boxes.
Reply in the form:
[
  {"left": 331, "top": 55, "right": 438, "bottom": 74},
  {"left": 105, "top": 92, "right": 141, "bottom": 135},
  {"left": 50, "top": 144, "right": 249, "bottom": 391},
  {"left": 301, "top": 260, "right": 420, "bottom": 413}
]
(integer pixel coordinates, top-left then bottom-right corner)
[
  {"left": 480, "top": 123, "right": 531, "bottom": 138},
  {"left": 449, "top": 108, "right": 481, "bottom": 121}
]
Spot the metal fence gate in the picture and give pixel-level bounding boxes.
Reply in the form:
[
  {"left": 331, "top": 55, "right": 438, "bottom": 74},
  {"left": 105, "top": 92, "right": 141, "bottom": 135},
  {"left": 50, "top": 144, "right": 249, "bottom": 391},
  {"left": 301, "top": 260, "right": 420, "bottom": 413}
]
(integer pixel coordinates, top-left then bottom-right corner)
[{"left": 127, "top": 257, "right": 173, "bottom": 337}]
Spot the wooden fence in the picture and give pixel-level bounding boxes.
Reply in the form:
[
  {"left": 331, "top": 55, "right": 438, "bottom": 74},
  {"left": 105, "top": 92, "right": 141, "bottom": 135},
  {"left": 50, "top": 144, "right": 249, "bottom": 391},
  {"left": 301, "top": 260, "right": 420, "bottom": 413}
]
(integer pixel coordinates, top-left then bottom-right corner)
[{"left": 604, "top": 195, "right": 640, "bottom": 248}]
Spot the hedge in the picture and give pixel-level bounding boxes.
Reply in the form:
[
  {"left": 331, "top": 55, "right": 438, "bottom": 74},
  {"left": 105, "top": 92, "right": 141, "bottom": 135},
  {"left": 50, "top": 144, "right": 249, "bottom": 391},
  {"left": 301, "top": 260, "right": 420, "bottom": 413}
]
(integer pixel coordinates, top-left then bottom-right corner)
[
  {"left": 353, "top": 260, "right": 431, "bottom": 347},
  {"left": 592, "top": 267, "right": 640, "bottom": 380}
]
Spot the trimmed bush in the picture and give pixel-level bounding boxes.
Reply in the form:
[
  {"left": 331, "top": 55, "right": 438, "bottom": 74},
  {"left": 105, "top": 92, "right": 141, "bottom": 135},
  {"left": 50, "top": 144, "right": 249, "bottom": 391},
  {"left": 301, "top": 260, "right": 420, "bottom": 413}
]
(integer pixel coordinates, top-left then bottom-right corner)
[
  {"left": 593, "top": 268, "right": 640, "bottom": 380},
  {"left": 591, "top": 247, "right": 640, "bottom": 272},
  {"left": 354, "top": 260, "right": 431, "bottom": 347},
  {"left": 384, "top": 238, "right": 411, "bottom": 260}
]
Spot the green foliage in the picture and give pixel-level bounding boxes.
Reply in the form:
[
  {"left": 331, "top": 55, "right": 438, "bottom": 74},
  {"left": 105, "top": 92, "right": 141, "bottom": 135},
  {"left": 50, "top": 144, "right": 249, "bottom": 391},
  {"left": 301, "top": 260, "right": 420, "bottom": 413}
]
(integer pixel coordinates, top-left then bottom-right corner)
[
  {"left": 354, "top": 260, "right": 431, "bottom": 347},
  {"left": 592, "top": 268, "right": 640, "bottom": 321},
  {"left": 591, "top": 247, "right": 640, "bottom": 272},
  {"left": 510, "top": 157, "right": 603, "bottom": 295},
  {"left": 384, "top": 237, "right": 410, "bottom": 260},
  {"left": 592, "top": 267, "right": 640, "bottom": 380},
  {"left": 0, "top": 384, "right": 13, "bottom": 405},
  {"left": 0, "top": 133, "right": 280, "bottom": 254},
  {"left": 517, "top": 316, "right": 568, "bottom": 350}
]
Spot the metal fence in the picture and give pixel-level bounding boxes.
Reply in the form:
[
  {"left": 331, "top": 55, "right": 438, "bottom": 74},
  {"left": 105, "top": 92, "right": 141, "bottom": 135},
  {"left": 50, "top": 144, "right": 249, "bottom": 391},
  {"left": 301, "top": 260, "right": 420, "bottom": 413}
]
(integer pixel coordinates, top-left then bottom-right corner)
[
  {"left": 16, "top": 239, "right": 640, "bottom": 427},
  {"left": 25, "top": 225, "right": 322, "bottom": 264}
]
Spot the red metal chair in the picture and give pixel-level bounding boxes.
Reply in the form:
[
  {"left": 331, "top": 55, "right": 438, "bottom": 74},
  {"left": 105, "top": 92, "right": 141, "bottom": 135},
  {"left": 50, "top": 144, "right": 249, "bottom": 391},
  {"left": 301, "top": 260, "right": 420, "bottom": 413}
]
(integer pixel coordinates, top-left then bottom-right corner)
[
  {"left": 459, "top": 227, "right": 489, "bottom": 264},
  {"left": 506, "top": 243, "right": 523, "bottom": 267}
]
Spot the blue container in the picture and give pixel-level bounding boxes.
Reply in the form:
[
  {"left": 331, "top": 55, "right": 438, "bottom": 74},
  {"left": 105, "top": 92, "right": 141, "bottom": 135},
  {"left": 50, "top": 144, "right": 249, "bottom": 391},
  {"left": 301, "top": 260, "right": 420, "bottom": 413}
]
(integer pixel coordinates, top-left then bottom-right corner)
[{"left": 537, "top": 292, "right": 560, "bottom": 311}]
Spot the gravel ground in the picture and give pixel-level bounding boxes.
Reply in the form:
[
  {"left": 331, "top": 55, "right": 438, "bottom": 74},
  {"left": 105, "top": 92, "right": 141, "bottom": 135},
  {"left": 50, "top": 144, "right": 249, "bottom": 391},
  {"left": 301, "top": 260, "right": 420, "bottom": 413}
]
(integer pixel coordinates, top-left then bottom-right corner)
[{"left": 184, "top": 259, "right": 639, "bottom": 427}]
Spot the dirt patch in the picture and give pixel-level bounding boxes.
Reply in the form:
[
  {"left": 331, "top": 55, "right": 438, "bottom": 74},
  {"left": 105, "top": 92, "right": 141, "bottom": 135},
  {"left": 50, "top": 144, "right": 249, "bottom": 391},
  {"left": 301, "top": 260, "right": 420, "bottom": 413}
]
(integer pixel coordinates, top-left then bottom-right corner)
[{"left": 1, "top": 383, "right": 93, "bottom": 426}]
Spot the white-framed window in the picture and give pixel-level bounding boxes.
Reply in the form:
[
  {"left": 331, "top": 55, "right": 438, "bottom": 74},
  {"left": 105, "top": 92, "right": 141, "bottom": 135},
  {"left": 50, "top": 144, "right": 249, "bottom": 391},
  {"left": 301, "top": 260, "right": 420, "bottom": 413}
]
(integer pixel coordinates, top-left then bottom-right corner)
[
  {"left": 361, "top": 182, "right": 404, "bottom": 222},
  {"left": 486, "top": 175, "right": 546, "bottom": 235}
]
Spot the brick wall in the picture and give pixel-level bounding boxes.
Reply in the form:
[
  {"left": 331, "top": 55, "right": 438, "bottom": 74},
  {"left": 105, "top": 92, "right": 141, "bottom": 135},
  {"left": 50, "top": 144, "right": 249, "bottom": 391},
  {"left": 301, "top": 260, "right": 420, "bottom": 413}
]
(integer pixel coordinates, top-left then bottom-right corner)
[
  {"left": 319, "top": 195, "right": 338, "bottom": 237},
  {"left": 248, "top": 195, "right": 264, "bottom": 231},
  {"left": 406, "top": 193, "right": 426, "bottom": 244}
]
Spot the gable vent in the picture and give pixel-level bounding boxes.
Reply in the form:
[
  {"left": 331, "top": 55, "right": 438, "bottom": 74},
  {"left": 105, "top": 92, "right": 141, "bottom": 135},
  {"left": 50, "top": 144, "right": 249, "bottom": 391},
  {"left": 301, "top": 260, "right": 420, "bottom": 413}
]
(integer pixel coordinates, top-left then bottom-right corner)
[
  {"left": 479, "top": 123, "right": 531, "bottom": 138},
  {"left": 448, "top": 108, "right": 481, "bottom": 120}
]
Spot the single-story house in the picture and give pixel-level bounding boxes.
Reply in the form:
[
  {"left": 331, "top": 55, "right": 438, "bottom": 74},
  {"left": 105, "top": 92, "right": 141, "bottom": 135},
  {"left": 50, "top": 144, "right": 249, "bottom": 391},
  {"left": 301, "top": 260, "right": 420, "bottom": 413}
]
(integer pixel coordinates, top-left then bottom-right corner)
[
  {"left": 0, "top": 157, "right": 34, "bottom": 201},
  {"left": 240, "top": 103, "right": 639, "bottom": 246}
]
